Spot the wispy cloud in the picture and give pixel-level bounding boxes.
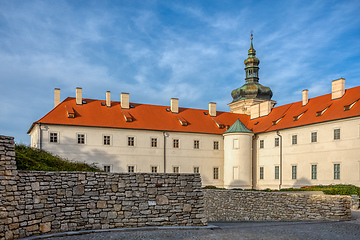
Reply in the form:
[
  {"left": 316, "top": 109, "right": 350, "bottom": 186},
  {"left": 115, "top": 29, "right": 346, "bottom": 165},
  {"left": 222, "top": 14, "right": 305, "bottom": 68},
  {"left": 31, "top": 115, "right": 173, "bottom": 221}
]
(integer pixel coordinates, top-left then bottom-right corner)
[{"left": 0, "top": 0, "right": 360, "bottom": 143}]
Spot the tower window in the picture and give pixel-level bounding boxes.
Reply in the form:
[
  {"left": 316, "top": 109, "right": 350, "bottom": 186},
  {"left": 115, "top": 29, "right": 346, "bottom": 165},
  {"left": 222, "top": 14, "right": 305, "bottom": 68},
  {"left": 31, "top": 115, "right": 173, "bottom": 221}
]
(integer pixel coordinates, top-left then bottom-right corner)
[{"left": 213, "top": 141, "right": 219, "bottom": 150}]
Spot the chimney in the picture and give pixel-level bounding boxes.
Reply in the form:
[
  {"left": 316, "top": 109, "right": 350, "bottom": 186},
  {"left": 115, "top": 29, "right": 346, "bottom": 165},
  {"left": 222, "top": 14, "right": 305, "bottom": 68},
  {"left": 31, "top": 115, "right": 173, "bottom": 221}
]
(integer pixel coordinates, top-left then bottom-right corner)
[
  {"left": 259, "top": 101, "right": 272, "bottom": 117},
  {"left": 121, "top": 92, "right": 129, "bottom": 109},
  {"left": 76, "top": 87, "right": 82, "bottom": 105},
  {"left": 54, "top": 88, "right": 60, "bottom": 107},
  {"left": 250, "top": 104, "right": 260, "bottom": 119},
  {"left": 302, "top": 89, "right": 309, "bottom": 106},
  {"left": 106, "top": 91, "right": 111, "bottom": 107},
  {"left": 171, "top": 98, "right": 179, "bottom": 113},
  {"left": 332, "top": 78, "right": 345, "bottom": 100},
  {"left": 209, "top": 102, "right": 216, "bottom": 117}
]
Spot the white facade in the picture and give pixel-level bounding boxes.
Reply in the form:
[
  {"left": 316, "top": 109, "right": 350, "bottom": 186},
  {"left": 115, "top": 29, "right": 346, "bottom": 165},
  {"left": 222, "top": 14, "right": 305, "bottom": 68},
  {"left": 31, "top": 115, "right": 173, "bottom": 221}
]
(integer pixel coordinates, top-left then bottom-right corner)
[
  {"left": 253, "top": 116, "right": 360, "bottom": 189},
  {"left": 29, "top": 124, "right": 225, "bottom": 187}
]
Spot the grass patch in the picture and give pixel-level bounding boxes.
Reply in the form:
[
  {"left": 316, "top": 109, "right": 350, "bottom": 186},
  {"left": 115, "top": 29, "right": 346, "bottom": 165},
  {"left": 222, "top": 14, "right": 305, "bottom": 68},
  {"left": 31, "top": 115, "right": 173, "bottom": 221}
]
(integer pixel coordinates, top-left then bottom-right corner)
[
  {"left": 202, "top": 184, "right": 360, "bottom": 196},
  {"left": 15, "top": 144, "right": 101, "bottom": 172}
]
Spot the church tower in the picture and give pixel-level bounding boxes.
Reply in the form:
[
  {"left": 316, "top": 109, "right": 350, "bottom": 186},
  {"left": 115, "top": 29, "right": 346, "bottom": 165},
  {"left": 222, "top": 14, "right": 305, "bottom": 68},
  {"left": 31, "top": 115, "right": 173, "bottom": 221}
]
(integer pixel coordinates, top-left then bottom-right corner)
[{"left": 228, "top": 33, "right": 276, "bottom": 116}]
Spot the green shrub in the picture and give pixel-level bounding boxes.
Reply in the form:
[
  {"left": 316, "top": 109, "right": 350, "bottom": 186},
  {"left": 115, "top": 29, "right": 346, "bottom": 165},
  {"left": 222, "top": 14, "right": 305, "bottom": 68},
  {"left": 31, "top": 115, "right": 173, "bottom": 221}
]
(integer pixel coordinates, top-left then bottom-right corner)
[{"left": 15, "top": 144, "right": 101, "bottom": 172}]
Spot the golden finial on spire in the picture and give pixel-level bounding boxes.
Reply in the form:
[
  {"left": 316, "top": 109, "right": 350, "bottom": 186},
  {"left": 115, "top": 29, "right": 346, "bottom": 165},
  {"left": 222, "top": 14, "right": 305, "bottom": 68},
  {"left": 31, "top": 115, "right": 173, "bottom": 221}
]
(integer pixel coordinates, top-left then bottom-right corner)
[{"left": 250, "top": 29, "right": 253, "bottom": 40}]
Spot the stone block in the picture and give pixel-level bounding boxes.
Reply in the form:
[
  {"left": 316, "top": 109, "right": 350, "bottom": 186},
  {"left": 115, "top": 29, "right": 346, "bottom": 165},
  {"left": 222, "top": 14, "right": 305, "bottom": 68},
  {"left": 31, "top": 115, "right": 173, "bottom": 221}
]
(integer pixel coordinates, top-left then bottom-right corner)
[
  {"left": 97, "top": 201, "right": 107, "bottom": 208},
  {"left": 156, "top": 195, "right": 169, "bottom": 205},
  {"left": 40, "top": 222, "right": 51, "bottom": 233},
  {"left": 73, "top": 185, "right": 85, "bottom": 195}
]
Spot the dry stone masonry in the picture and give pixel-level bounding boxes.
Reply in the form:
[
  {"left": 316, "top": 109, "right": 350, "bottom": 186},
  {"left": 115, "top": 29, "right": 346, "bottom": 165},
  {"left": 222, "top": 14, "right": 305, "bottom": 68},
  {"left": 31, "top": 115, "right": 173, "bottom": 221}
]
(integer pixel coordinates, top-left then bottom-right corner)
[
  {"left": 204, "top": 189, "right": 351, "bottom": 221},
  {"left": 0, "top": 135, "right": 206, "bottom": 240}
]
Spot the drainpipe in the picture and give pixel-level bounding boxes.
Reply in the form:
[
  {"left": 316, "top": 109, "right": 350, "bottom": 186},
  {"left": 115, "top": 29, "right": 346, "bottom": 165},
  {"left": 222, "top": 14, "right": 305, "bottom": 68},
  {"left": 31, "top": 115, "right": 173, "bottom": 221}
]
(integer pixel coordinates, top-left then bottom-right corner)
[
  {"left": 276, "top": 130, "right": 282, "bottom": 190},
  {"left": 163, "top": 131, "right": 169, "bottom": 173},
  {"left": 39, "top": 123, "right": 42, "bottom": 150}
]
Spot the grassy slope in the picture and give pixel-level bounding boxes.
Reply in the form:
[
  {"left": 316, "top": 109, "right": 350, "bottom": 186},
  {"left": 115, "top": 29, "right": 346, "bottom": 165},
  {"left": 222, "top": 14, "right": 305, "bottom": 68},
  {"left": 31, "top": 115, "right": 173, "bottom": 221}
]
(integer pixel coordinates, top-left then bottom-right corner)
[{"left": 15, "top": 144, "right": 101, "bottom": 172}]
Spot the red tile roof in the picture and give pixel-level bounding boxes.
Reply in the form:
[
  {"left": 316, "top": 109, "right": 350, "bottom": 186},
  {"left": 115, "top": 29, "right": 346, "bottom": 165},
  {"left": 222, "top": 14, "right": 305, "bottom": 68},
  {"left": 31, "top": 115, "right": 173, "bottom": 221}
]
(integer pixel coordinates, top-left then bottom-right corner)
[
  {"left": 28, "top": 86, "right": 360, "bottom": 135},
  {"left": 247, "top": 86, "right": 360, "bottom": 133}
]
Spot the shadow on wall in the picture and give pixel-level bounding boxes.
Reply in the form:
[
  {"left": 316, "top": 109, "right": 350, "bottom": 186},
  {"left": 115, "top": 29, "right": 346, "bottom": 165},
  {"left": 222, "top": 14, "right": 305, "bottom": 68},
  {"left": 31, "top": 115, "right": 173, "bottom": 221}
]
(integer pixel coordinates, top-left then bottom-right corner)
[
  {"left": 291, "top": 177, "right": 312, "bottom": 188},
  {"left": 45, "top": 135, "right": 126, "bottom": 172},
  {"left": 228, "top": 179, "right": 250, "bottom": 189}
]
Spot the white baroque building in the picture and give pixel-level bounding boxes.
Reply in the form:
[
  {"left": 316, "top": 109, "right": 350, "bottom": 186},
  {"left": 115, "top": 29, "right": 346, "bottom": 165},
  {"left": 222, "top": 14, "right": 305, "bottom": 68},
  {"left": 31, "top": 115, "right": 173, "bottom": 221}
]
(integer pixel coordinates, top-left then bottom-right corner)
[{"left": 28, "top": 38, "right": 360, "bottom": 190}]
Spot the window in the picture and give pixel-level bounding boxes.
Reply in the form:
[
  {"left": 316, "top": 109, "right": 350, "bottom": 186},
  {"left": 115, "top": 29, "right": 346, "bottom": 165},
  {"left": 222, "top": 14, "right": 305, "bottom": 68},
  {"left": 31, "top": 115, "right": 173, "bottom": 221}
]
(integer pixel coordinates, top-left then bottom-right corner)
[
  {"left": 103, "top": 135, "right": 110, "bottom": 145},
  {"left": 275, "top": 166, "right": 279, "bottom": 179},
  {"left": 334, "top": 129, "right": 340, "bottom": 140},
  {"left": 194, "top": 140, "right": 199, "bottom": 149},
  {"left": 259, "top": 167, "right": 264, "bottom": 179},
  {"left": 311, "top": 132, "right": 317, "bottom": 143},
  {"left": 104, "top": 165, "right": 111, "bottom": 172},
  {"left": 292, "top": 166, "right": 297, "bottom": 180},
  {"left": 50, "top": 132, "right": 58, "bottom": 143},
  {"left": 173, "top": 139, "right": 179, "bottom": 148},
  {"left": 292, "top": 135, "right": 297, "bottom": 145},
  {"left": 193, "top": 167, "right": 199, "bottom": 173},
  {"left": 173, "top": 166, "right": 179, "bottom": 173},
  {"left": 128, "top": 137, "right": 134, "bottom": 146},
  {"left": 259, "top": 140, "right": 264, "bottom": 149},
  {"left": 128, "top": 165, "right": 135, "bottom": 173},
  {"left": 233, "top": 139, "right": 239, "bottom": 149},
  {"left": 213, "top": 141, "right": 219, "bottom": 150},
  {"left": 311, "top": 165, "right": 317, "bottom": 180},
  {"left": 77, "top": 134, "right": 85, "bottom": 144},
  {"left": 151, "top": 138, "right": 157, "bottom": 147},
  {"left": 275, "top": 137, "right": 279, "bottom": 147},
  {"left": 213, "top": 167, "right": 219, "bottom": 179},
  {"left": 151, "top": 166, "right": 158, "bottom": 173},
  {"left": 334, "top": 164, "right": 340, "bottom": 179}
]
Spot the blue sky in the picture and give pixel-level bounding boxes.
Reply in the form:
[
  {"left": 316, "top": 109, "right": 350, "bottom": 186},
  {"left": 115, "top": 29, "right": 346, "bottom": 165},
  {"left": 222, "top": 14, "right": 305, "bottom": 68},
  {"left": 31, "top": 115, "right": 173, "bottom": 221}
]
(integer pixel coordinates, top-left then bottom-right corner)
[{"left": 1, "top": 0, "right": 360, "bottom": 144}]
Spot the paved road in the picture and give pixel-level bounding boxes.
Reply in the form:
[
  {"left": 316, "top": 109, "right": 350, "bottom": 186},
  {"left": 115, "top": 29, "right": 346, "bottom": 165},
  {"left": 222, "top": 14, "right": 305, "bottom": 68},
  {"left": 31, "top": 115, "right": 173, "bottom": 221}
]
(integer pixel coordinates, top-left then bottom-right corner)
[{"left": 25, "top": 210, "right": 360, "bottom": 240}]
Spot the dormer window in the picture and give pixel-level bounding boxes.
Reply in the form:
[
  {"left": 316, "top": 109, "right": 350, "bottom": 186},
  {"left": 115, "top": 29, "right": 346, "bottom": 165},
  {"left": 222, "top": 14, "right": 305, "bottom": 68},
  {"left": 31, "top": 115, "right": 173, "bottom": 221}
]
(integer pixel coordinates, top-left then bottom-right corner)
[
  {"left": 316, "top": 105, "right": 331, "bottom": 117},
  {"left": 344, "top": 99, "right": 358, "bottom": 111},
  {"left": 293, "top": 110, "right": 307, "bottom": 121},
  {"left": 272, "top": 117, "right": 283, "bottom": 125}
]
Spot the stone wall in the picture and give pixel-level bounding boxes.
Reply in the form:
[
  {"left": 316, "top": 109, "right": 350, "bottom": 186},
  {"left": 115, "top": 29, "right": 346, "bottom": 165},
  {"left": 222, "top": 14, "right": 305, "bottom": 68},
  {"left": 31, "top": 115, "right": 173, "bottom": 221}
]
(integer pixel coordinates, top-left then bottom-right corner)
[
  {"left": 0, "top": 135, "right": 206, "bottom": 240},
  {"left": 204, "top": 189, "right": 351, "bottom": 221}
]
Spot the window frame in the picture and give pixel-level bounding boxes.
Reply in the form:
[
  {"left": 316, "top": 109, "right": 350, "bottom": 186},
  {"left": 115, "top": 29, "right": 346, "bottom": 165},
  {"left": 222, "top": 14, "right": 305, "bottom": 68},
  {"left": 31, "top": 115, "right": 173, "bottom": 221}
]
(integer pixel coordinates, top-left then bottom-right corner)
[
  {"left": 274, "top": 137, "right": 279, "bottom": 147},
  {"left": 311, "top": 132, "right": 317, "bottom": 143},
  {"left": 49, "top": 132, "right": 59, "bottom": 143},
  {"left": 334, "top": 163, "right": 340, "bottom": 180},
  {"left": 292, "top": 135, "right": 297, "bottom": 145},
  {"left": 151, "top": 138, "right": 158, "bottom": 148},
  {"left": 128, "top": 136, "right": 135, "bottom": 147},
  {"left": 292, "top": 165, "right": 297, "bottom": 180},
  {"left": 275, "top": 166, "right": 279, "bottom": 179},
  {"left": 193, "top": 140, "right": 200, "bottom": 149},
  {"left": 213, "top": 141, "right": 219, "bottom": 150},
  {"left": 173, "top": 166, "right": 179, "bottom": 173},
  {"left": 151, "top": 166, "right": 158, "bottom": 173},
  {"left": 103, "top": 165, "right": 111, "bottom": 172},
  {"left": 77, "top": 133, "right": 86, "bottom": 144},
  {"left": 128, "top": 165, "right": 136, "bottom": 173},
  {"left": 259, "top": 139, "right": 264, "bottom": 149},
  {"left": 311, "top": 164, "right": 317, "bottom": 180},
  {"left": 233, "top": 139, "right": 239, "bottom": 149},
  {"left": 193, "top": 166, "right": 200, "bottom": 173},
  {"left": 334, "top": 128, "right": 340, "bottom": 140},
  {"left": 259, "top": 166, "right": 264, "bottom": 180},
  {"left": 173, "top": 139, "right": 180, "bottom": 148},
  {"left": 103, "top": 135, "right": 111, "bottom": 146},
  {"left": 213, "top": 167, "right": 220, "bottom": 180}
]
